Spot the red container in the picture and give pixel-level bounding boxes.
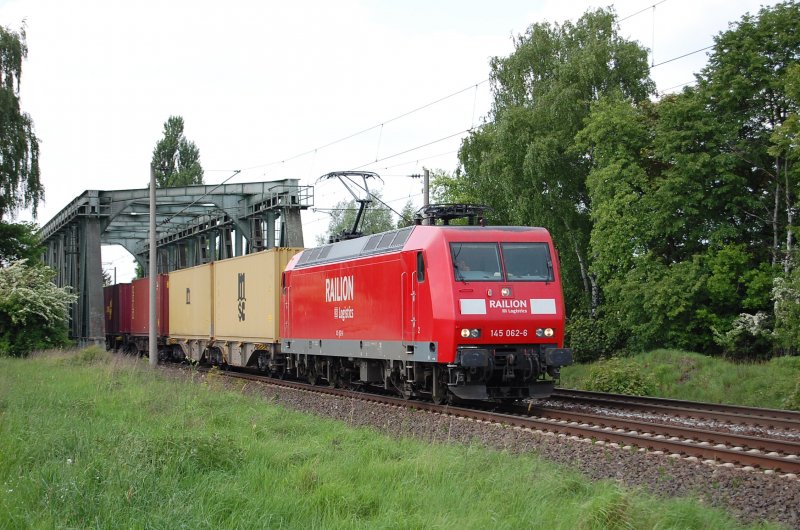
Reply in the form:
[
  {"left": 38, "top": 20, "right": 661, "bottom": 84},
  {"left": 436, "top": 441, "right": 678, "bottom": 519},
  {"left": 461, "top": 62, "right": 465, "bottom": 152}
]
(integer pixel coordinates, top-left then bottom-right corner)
[
  {"left": 130, "top": 275, "right": 169, "bottom": 337},
  {"left": 104, "top": 283, "right": 133, "bottom": 335}
]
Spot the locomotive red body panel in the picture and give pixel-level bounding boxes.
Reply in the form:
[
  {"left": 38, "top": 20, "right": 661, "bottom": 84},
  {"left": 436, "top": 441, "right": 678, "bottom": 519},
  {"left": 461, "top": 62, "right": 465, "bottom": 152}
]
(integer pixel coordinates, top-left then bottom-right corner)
[
  {"left": 130, "top": 275, "right": 169, "bottom": 337},
  {"left": 283, "top": 249, "right": 424, "bottom": 355}
]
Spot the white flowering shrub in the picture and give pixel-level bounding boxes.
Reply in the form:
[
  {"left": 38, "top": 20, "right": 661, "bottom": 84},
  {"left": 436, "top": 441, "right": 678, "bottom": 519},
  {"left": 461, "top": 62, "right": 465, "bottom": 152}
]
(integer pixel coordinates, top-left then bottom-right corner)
[
  {"left": 712, "top": 312, "right": 773, "bottom": 360},
  {"left": 0, "top": 260, "right": 77, "bottom": 356}
]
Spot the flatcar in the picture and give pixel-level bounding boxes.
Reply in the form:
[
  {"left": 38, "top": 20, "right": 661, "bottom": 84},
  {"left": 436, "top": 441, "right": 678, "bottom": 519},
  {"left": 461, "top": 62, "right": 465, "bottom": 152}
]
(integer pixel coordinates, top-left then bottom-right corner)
[{"left": 281, "top": 224, "right": 572, "bottom": 402}]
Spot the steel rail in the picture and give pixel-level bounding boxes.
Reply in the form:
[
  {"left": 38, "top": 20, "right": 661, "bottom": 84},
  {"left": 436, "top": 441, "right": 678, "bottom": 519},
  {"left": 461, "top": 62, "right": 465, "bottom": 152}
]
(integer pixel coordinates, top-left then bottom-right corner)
[
  {"left": 527, "top": 405, "right": 800, "bottom": 456},
  {"left": 553, "top": 389, "right": 800, "bottom": 421},
  {"left": 551, "top": 389, "right": 800, "bottom": 430}
]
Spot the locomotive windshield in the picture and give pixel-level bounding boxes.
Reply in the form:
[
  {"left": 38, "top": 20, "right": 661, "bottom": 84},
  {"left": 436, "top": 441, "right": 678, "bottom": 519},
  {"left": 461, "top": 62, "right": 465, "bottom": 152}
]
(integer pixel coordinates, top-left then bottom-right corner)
[
  {"left": 450, "top": 242, "right": 553, "bottom": 282},
  {"left": 502, "top": 243, "right": 553, "bottom": 281},
  {"left": 451, "top": 243, "right": 502, "bottom": 281}
]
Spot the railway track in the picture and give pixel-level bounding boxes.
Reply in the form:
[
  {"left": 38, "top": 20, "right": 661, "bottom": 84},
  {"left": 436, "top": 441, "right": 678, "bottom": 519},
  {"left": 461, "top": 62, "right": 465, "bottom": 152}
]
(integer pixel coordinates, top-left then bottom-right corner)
[
  {"left": 195, "top": 366, "right": 800, "bottom": 476},
  {"left": 551, "top": 388, "right": 800, "bottom": 431}
]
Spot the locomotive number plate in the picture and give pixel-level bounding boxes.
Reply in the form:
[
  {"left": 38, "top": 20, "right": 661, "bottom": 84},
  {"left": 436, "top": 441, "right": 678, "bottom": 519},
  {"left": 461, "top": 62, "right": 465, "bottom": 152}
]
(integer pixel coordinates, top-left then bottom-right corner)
[{"left": 490, "top": 329, "right": 528, "bottom": 338}]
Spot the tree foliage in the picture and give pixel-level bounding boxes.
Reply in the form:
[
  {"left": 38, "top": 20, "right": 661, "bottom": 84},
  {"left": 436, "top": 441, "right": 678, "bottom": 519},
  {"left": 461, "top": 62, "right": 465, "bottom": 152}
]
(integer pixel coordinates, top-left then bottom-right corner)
[
  {"left": 454, "top": 8, "right": 654, "bottom": 314},
  {"left": 151, "top": 116, "right": 204, "bottom": 188},
  {"left": 577, "top": 2, "right": 800, "bottom": 358},
  {"left": 318, "top": 193, "right": 394, "bottom": 245},
  {"left": 0, "top": 220, "right": 42, "bottom": 264},
  {"left": 0, "top": 260, "right": 76, "bottom": 356},
  {"left": 0, "top": 24, "right": 42, "bottom": 220},
  {"left": 396, "top": 199, "right": 416, "bottom": 229}
]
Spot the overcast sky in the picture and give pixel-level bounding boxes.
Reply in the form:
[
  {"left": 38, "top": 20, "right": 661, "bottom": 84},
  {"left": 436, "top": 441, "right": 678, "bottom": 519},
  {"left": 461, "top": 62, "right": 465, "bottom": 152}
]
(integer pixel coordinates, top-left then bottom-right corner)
[{"left": 0, "top": 0, "right": 779, "bottom": 281}]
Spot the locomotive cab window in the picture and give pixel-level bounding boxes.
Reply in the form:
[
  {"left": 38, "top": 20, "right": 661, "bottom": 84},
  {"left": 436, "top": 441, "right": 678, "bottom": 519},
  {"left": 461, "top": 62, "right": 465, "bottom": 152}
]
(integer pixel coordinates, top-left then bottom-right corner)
[
  {"left": 502, "top": 242, "right": 553, "bottom": 282},
  {"left": 450, "top": 243, "right": 502, "bottom": 281}
]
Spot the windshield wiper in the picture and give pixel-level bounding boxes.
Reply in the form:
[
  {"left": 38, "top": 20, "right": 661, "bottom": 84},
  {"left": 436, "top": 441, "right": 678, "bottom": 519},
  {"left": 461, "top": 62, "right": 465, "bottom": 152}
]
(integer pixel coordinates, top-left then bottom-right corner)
[{"left": 453, "top": 263, "right": 467, "bottom": 283}]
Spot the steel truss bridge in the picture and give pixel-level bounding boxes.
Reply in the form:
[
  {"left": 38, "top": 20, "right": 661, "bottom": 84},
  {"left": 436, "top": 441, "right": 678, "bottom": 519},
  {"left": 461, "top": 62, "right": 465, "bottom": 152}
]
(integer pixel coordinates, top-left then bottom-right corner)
[{"left": 38, "top": 179, "right": 313, "bottom": 344}]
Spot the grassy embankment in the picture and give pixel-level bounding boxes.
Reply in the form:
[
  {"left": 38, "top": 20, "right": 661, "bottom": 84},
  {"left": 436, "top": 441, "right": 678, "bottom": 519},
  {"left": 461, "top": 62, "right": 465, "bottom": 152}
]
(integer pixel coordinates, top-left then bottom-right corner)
[
  {"left": 559, "top": 349, "right": 800, "bottom": 410},
  {"left": 0, "top": 348, "right": 783, "bottom": 529}
]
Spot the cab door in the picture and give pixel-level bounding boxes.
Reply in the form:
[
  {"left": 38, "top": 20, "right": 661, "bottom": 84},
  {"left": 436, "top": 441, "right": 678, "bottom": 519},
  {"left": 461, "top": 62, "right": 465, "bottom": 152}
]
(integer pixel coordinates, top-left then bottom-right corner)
[{"left": 402, "top": 251, "right": 425, "bottom": 347}]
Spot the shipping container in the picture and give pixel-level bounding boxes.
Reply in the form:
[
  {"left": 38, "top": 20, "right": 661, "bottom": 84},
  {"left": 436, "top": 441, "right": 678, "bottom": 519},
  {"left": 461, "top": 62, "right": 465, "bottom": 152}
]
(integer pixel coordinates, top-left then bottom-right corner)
[
  {"left": 104, "top": 283, "right": 132, "bottom": 335},
  {"left": 168, "top": 264, "right": 213, "bottom": 339},
  {"left": 213, "top": 248, "right": 302, "bottom": 342},
  {"left": 130, "top": 275, "right": 169, "bottom": 337}
]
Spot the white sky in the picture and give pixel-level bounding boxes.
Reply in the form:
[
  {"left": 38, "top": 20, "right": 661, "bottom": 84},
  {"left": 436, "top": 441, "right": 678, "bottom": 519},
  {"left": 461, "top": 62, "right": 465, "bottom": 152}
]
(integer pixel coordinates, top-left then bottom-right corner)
[{"left": 0, "top": 0, "right": 778, "bottom": 282}]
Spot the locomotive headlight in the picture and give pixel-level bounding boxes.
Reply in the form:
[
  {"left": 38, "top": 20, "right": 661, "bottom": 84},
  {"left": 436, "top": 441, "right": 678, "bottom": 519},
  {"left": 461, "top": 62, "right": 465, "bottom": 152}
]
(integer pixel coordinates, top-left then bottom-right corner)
[
  {"left": 535, "top": 328, "right": 555, "bottom": 338},
  {"left": 461, "top": 328, "right": 481, "bottom": 338},
  {"left": 501, "top": 287, "right": 512, "bottom": 297}
]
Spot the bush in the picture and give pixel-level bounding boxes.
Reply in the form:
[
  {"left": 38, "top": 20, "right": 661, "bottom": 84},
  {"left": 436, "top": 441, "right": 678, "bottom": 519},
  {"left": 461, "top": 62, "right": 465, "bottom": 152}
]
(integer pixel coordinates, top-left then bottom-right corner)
[
  {"left": 712, "top": 312, "right": 774, "bottom": 361},
  {"left": 0, "top": 260, "right": 76, "bottom": 356},
  {"left": 567, "top": 311, "right": 627, "bottom": 363},
  {"left": 585, "top": 357, "right": 655, "bottom": 396}
]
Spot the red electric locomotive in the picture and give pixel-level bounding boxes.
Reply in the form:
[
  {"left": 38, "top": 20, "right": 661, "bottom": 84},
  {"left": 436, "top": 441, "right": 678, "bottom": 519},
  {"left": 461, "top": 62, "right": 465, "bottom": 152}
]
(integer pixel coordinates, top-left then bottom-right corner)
[{"left": 281, "top": 222, "right": 573, "bottom": 402}]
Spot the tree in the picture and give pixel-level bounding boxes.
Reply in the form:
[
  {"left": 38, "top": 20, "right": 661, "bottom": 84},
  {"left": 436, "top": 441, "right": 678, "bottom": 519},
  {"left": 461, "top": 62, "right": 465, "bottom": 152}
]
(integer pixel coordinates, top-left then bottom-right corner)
[
  {"left": 573, "top": 2, "right": 800, "bottom": 357},
  {"left": 699, "top": 1, "right": 800, "bottom": 272},
  {"left": 0, "top": 24, "right": 42, "bottom": 220},
  {"left": 771, "top": 63, "right": 800, "bottom": 353},
  {"left": 396, "top": 199, "right": 416, "bottom": 229},
  {"left": 0, "top": 221, "right": 42, "bottom": 264},
  {"left": 318, "top": 194, "right": 394, "bottom": 245},
  {"left": 454, "top": 8, "right": 654, "bottom": 314},
  {"left": 0, "top": 260, "right": 76, "bottom": 356},
  {"left": 151, "top": 116, "right": 204, "bottom": 187}
]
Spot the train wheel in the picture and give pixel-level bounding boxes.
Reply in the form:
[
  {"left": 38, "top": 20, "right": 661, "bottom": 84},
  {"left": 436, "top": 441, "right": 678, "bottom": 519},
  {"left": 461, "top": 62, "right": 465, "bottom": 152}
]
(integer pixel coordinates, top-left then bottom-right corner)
[
  {"left": 307, "top": 364, "right": 319, "bottom": 385},
  {"left": 431, "top": 365, "right": 449, "bottom": 405}
]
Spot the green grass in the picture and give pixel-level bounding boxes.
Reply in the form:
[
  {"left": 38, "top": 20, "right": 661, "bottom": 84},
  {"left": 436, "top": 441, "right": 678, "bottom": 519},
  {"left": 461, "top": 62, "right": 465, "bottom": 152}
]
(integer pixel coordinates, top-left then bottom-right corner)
[
  {"left": 559, "top": 349, "right": 800, "bottom": 409},
  {"left": 0, "top": 349, "right": 783, "bottom": 529}
]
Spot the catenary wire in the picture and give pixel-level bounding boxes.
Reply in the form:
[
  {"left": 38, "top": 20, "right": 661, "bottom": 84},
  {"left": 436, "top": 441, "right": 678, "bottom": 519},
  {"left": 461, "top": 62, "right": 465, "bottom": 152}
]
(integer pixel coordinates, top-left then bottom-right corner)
[{"left": 238, "top": 80, "right": 490, "bottom": 173}]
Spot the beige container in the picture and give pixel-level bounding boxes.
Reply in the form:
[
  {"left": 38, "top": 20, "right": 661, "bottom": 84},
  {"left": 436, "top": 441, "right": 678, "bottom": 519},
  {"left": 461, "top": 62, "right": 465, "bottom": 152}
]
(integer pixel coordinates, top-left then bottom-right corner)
[
  {"left": 168, "top": 263, "right": 213, "bottom": 339},
  {"left": 213, "top": 248, "right": 302, "bottom": 342}
]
